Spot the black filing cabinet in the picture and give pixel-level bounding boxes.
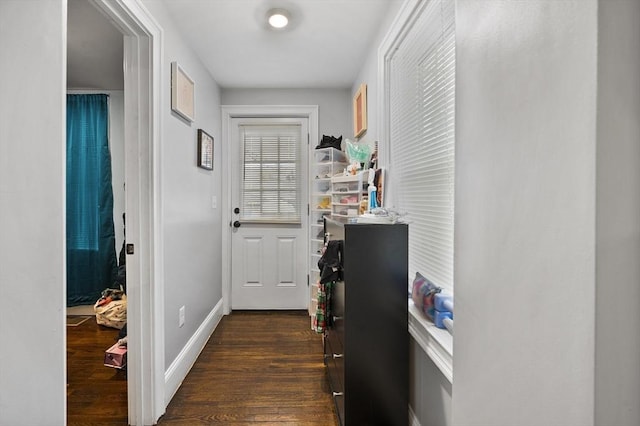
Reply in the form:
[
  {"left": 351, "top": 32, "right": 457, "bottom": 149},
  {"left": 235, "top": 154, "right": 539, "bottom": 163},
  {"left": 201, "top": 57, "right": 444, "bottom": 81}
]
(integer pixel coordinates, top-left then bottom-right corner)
[{"left": 323, "top": 217, "right": 408, "bottom": 426}]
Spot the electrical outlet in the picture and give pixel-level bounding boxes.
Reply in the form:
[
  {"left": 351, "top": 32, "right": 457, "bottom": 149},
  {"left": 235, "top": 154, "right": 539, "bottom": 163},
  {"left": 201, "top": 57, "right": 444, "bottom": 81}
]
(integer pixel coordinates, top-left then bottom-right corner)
[{"left": 179, "top": 306, "right": 185, "bottom": 328}]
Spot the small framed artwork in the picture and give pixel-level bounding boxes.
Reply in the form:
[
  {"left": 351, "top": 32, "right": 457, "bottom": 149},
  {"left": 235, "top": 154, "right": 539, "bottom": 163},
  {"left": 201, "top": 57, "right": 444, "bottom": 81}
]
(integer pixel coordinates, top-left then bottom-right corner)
[
  {"left": 197, "top": 129, "right": 214, "bottom": 170},
  {"left": 353, "top": 83, "right": 367, "bottom": 138},
  {"left": 171, "top": 61, "right": 195, "bottom": 122}
]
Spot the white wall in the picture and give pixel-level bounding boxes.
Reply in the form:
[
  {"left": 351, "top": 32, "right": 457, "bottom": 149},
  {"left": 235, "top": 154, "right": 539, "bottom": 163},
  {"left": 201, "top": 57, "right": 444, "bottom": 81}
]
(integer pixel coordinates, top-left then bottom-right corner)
[
  {"left": 454, "top": 1, "right": 598, "bottom": 425},
  {"left": 0, "top": 1, "right": 67, "bottom": 425},
  {"left": 595, "top": 1, "right": 640, "bottom": 425},
  {"left": 141, "top": 0, "right": 224, "bottom": 371},
  {"left": 221, "top": 88, "right": 351, "bottom": 143},
  {"left": 350, "top": 0, "right": 403, "bottom": 147},
  {"left": 409, "top": 339, "right": 452, "bottom": 426}
]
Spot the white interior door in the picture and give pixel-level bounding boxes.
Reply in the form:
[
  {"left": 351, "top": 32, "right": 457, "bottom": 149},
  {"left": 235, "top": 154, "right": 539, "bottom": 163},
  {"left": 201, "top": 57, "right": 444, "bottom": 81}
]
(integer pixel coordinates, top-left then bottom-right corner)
[{"left": 230, "top": 117, "right": 309, "bottom": 309}]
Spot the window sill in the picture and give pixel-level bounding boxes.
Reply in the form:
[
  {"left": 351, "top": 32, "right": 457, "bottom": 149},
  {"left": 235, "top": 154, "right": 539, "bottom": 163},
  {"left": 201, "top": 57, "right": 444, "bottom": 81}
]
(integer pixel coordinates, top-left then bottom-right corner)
[{"left": 408, "top": 299, "right": 453, "bottom": 383}]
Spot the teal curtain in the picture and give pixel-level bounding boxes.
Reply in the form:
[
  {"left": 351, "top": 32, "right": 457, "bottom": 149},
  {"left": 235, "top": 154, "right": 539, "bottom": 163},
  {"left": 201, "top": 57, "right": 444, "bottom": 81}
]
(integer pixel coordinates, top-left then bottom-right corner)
[{"left": 66, "top": 94, "right": 118, "bottom": 306}]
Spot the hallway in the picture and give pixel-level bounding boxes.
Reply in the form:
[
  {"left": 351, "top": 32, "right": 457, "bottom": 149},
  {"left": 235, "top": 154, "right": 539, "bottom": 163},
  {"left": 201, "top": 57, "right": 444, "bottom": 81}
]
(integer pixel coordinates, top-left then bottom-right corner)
[
  {"left": 160, "top": 311, "right": 336, "bottom": 425},
  {"left": 67, "top": 311, "right": 336, "bottom": 425}
]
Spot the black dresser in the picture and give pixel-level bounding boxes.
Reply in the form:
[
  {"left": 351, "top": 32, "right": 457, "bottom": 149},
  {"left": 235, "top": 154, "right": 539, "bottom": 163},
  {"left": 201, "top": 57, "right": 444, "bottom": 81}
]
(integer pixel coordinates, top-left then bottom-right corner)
[{"left": 323, "top": 217, "right": 408, "bottom": 426}]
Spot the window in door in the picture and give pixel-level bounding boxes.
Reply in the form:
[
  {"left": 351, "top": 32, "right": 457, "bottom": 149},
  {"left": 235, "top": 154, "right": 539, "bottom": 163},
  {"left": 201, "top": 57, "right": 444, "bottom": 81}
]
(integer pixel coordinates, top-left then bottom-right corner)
[{"left": 239, "top": 124, "right": 303, "bottom": 224}]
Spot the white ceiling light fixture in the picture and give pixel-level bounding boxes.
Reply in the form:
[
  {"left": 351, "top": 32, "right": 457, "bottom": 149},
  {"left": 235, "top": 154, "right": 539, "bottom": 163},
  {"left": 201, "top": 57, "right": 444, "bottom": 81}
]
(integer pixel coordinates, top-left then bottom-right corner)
[{"left": 267, "top": 8, "right": 289, "bottom": 29}]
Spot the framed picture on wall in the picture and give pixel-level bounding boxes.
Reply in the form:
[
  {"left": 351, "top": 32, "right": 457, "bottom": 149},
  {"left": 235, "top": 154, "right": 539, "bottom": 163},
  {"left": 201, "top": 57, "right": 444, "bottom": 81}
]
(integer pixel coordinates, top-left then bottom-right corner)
[
  {"left": 197, "top": 129, "right": 214, "bottom": 170},
  {"left": 353, "top": 83, "right": 367, "bottom": 138},
  {"left": 171, "top": 61, "right": 195, "bottom": 122}
]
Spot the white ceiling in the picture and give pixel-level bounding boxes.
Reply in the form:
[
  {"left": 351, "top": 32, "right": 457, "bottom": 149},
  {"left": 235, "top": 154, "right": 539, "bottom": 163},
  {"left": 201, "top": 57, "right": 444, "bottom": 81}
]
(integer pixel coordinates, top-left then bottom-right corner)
[{"left": 67, "top": 0, "right": 399, "bottom": 90}]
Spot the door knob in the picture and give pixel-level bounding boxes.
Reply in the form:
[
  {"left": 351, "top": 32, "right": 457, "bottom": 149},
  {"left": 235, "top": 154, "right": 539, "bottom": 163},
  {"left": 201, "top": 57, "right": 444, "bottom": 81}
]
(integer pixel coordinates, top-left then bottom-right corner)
[{"left": 233, "top": 221, "right": 241, "bottom": 228}]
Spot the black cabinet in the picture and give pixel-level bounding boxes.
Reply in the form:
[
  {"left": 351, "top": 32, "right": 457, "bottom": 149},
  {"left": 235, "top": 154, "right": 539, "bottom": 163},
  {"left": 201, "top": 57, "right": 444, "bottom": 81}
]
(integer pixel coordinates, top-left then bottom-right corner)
[{"left": 323, "top": 217, "right": 408, "bottom": 426}]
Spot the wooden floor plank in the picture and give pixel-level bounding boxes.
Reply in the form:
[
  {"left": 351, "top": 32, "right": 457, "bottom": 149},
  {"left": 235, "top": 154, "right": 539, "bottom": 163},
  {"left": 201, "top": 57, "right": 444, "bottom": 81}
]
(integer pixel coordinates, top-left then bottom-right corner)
[{"left": 67, "top": 311, "right": 337, "bottom": 425}]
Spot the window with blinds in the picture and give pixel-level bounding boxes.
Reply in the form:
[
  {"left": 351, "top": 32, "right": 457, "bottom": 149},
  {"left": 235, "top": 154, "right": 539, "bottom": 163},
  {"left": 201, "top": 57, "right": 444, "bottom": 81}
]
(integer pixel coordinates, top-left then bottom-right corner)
[
  {"left": 387, "top": 0, "right": 455, "bottom": 292},
  {"left": 239, "top": 124, "right": 302, "bottom": 223}
]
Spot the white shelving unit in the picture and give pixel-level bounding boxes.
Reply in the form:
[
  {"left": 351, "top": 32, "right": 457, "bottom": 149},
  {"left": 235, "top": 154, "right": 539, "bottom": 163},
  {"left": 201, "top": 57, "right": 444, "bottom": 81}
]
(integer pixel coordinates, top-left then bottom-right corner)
[
  {"left": 309, "top": 147, "right": 348, "bottom": 318},
  {"left": 330, "top": 171, "right": 368, "bottom": 218}
]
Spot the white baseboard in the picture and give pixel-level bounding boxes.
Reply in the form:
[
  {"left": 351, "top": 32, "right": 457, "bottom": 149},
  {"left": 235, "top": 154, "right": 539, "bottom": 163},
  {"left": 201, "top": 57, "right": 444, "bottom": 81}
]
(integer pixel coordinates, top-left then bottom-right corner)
[
  {"left": 164, "top": 299, "right": 224, "bottom": 407},
  {"left": 409, "top": 405, "right": 421, "bottom": 426}
]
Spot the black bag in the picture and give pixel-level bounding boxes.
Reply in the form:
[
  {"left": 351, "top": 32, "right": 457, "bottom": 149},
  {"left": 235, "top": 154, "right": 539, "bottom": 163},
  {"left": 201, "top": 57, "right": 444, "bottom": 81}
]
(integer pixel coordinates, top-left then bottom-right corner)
[
  {"left": 318, "top": 240, "right": 343, "bottom": 283},
  {"left": 315, "top": 134, "right": 342, "bottom": 150}
]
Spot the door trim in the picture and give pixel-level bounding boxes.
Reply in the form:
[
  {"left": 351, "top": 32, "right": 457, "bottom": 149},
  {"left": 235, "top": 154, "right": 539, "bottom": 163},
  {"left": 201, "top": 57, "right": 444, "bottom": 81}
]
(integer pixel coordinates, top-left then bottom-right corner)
[
  {"left": 90, "top": 1, "right": 165, "bottom": 424},
  {"left": 221, "top": 105, "right": 318, "bottom": 314}
]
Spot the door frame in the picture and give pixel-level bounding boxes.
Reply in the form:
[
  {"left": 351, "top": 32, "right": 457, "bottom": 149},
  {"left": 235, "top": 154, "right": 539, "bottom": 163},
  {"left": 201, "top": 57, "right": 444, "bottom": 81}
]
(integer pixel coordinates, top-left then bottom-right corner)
[
  {"left": 89, "top": 1, "right": 165, "bottom": 424},
  {"left": 221, "top": 105, "right": 318, "bottom": 315}
]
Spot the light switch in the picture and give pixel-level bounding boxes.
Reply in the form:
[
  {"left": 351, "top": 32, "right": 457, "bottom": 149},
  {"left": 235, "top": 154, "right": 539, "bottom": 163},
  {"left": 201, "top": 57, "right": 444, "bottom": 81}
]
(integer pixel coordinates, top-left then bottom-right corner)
[{"left": 211, "top": 196, "right": 217, "bottom": 209}]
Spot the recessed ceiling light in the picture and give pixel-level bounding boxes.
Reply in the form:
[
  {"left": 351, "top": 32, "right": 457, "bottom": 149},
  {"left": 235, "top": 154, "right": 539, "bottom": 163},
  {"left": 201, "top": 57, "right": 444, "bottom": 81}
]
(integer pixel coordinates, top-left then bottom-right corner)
[{"left": 267, "top": 8, "right": 289, "bottom": 29}]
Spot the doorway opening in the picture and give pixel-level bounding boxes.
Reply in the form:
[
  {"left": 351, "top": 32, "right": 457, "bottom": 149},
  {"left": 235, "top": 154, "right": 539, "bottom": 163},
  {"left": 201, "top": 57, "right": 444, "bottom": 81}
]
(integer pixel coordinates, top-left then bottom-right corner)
[
  {"left": 66, "top": 0, "right": 128, "bottom": 423},
  {"left": 66, "top": 0, "right": 164, "bottom": 424}
]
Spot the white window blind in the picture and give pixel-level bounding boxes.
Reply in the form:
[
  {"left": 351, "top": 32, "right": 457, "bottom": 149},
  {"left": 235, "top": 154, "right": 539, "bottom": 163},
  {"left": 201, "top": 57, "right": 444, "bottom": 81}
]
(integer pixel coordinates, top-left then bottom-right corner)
[
  {"left": 388, "top": 0, "right": 455, "bottom": 291},
  {"left": 239, "top": 124, "right": 302, "bottom": 223}
]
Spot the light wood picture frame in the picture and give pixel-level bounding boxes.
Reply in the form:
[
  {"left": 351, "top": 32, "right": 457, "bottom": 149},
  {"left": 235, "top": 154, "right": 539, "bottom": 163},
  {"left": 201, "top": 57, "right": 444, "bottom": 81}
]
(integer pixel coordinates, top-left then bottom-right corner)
[
  {"left": 171, "top": 61, "right": 195, "bottom": 122},
  {"left": 353, "top": 83, "right": 368, "bottom": 138},
  {"left": 197, "top": 129, "right": 214, "bottom": 170}
]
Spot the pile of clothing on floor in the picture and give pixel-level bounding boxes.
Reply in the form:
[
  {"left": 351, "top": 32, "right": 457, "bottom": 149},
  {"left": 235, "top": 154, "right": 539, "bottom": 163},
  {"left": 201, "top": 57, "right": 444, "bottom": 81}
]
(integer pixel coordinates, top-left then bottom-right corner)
[{"left": 94, "top": 287, "right": 127, "bottom": 330}]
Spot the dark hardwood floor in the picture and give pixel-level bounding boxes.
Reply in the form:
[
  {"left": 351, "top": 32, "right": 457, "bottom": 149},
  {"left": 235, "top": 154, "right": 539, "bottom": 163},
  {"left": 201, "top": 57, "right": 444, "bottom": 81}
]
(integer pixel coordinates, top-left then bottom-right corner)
[
  {"left": 159, "top": 311, "right": 337, "bottom": 425},
  {"left": 67, "top": 316, "right": 128, "bottom": 425},
  {"left": 67, "top": 311, "right": 337, "bottom": 425}
]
